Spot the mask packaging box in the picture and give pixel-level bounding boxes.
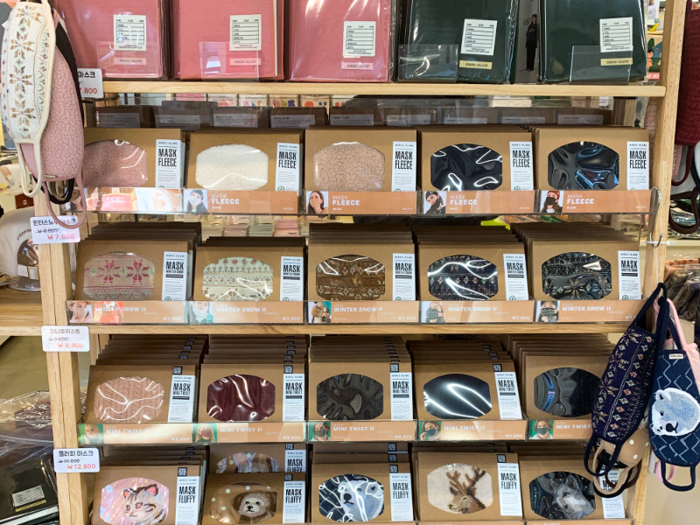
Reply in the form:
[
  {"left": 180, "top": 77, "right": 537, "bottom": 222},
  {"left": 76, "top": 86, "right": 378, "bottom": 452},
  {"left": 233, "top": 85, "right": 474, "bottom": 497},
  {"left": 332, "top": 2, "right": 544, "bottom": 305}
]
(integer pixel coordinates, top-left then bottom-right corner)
[
  {"left": 95, "top": 106, "right": 155, "bottom": 129},
  {"left": 153, "top": 105, "right": 214, "bottom": 130},
  {"left": 329, "top": 107, "right": 385, "bottom": 127},
  {"left": 83, "top": 129, "right": 186, "bottom": 188},
  {"left": 519, "top": 457, "right": 604, "bottom": 520},
  {"left": 54, "top": 0, "right": 169, "bottom": 79},
  {"left": 382, "top": 107, "right": 440, "bottom": 127},
  {"left": 93, "top": 465, "right": 203, "bottom": 525},
  {"left": 305, "top": 127, "right": 418, "bottom": 192},
  {"left": 555, "top": 108, "right": 613, "bottom": 126},
  {"left": 202, "top": 473, "right": 306, "bottom": 525},
  {"left": 311, "top": 462, "right": 414, "bottom": 523},
  {"left": 210, "top": 444, "right": 307, "bottom": 474},
  {"left": 414, "top": 452, "right": 522, "bottom": 520},
  {"left": 288, "top": 0, "right": 395, "bottom": 82},
  {"left": 212, "top": 107, "right": 271, "bottom": 129},
  {"left": 85, "top": 364, "right": 199, "bottom": 425},
  {"left": 498, "top": 108, "right": 557, "bottom": 126},
  {"left": 308, "top": 224, "right": 416, "bottom": 302},
  {"left": 173, "top": 0, "right": 284, "bottom": 80},
  {"left": 187, "top": 130, "right": 303, "bottom": 193},
  {"left": 193, "top": 238, "right": 305, "bottom": 302},
  {"left": 74, "top": 239, "right": 192, "bottom": 302},
  {"left": 419, "top": 126, "right": 535, "bottom": 192},
  {"left": 270, "top": 108, "right": 328, "bottom": 129},
  {"left": 534, "top": 126, "right": 650, "bottom": 191},
  {"left": 441, "top": 108, "right": 500, "bottom": 125},
  {"left": 90, "top": 222, "right": 202, "bottom": 246}
]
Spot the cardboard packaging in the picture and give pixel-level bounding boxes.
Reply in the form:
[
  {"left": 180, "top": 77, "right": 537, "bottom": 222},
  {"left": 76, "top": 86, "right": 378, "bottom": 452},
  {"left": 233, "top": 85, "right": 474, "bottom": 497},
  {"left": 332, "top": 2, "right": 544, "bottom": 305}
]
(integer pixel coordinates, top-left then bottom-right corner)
[
  {"left": 270, "top": 108, "right": 328, "bottom": 129},
  {"left": 555, "top": 108, "right": 613, "bottom": 126},
  {"left": 210, "top": 444, "right": 307, "bottom": 473},
  {"left": 212, "top": 107, "right": 270, "bottom": 129},
  {"left": 95, "top": 106, "right": 155, "bottom": 129}
]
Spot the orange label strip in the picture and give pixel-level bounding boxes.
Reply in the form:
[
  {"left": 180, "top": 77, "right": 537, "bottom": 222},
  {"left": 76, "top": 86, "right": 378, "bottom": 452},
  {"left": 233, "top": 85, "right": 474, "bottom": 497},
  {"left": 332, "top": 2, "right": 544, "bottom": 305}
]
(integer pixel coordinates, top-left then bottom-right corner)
[
  {"left": 444, "top": 191, "right": 536, "bottom": 215},
  {"left": 324, "top": 301, "right": 420, "bottom": 324},
  {"left": 211, "top": 302, "right": 304, "bottom": 324},
  {"left": 208, "top": 422, "right": 305, "bottom": 443},
  {"left": 79, "top": 424, "right": 194, "bottom": 445},
  {"left": 321, "top": 192, "right": 418, "bottom": 215},
  {"left": 542, "top": 190, "right": 652, "bottom": 214},
  {"left": 420, "top": 420, "right": 528, "bottom": 441},
  {"left": 422, "top": 301, "right": 534, "bottom": 323},
  {"left": 325, "top": 421, "right": 416, "bottom": 442},
  {"left": 85, "top": 188, "right": 183, "bottom": 213},
  {"left": 555, "top": 300, "right": 645, "bottom": 323},
  {"left": 207, "top": 190, "right": 299, "bottom": 214}
]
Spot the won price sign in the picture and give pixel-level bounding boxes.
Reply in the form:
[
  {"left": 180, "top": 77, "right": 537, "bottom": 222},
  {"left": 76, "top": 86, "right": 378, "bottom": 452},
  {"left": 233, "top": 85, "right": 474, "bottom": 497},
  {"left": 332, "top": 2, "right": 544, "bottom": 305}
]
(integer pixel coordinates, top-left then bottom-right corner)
[
  {"left": 30, "top": 216, "right": 80, "bottom": 244},
  {"left": 53, "top": 448, "right": 100, "bottom": 473},
  {"left": 42, "top": 326, "right": 90, "bottom": 353},
  {"left": 77, "top": 68, "right": 104, "bottom": 99}
]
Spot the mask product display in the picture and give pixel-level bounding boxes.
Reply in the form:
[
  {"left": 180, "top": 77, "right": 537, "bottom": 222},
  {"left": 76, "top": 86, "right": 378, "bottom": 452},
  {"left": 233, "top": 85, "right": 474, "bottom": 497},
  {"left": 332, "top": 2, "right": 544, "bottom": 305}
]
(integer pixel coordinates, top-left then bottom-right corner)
[
  {"left": 427, "top": 255, "right": 499, "bottom": 301},
  {"left": 82, "top": 141, "right": 149, "bottom": 187},
  {"left": 83, "top": 253, "right": 156, "bottom": 301},
  {"left": 313, "top": 143, "right": 385, "bottom": 192},
  {"left": 216, "top": 452, "right": 280, "bottom": 474},
  {"left": 317, "top": 374, "right": 384, "bottom": 421},
  {"left": 195, "top": 145, "right": 269, "bottom": 191},
  {"left": 430, "top": 144, "right": 503, "bottom": 191},
  {"left": 401, "top": 0, "right": 518, "bottom": 83},
  {"left": 0, "top": 457, "right": 59, "bottom": 525},
  {"left": 207, "top": 374, "right": 276, "bottom": 422},
  {"left": 529, "top": 472, "right": 596, "bottom": 520},
  {"left": 427, "top": 464, "right": 493, "bottom": 514},
  {"left": 316, "top": 255, "right": 386, "bottom": 301},
  {"left": 202, "top": 257, "right": 274, "bottom": 301},
  {"left": 210, "top": 482, "right": 277, "bottom": 524},
  {"left": 318, "top": 474, "right": 385, "bottom": 522},
  {"left": 93, "top": 376, "right": 164, "bottom": 424},
  {"left": 534, "top": 368, "right": 600, "bottom": 417},
  {"left": 423, "top": 374, "right": 492, "bottom": 420},
  {"left": 0, "top": 207, "right": 40, "bottom": 292},
  {"left": 99, "top": 478, "right": 169, "bottom": 525},
  {"left": 548, "top": 142, "right": 619, "bottom": 190},
  {"left": 542, "top": 252, "right": 612, "bottom": 300}
]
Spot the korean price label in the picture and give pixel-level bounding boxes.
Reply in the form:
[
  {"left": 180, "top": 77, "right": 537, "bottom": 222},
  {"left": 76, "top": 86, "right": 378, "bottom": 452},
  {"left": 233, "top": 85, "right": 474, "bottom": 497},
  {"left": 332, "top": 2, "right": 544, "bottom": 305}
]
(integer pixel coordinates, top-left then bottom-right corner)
[
  {"left": 30, "top": 216, "right": 80, "bottom": 244},
  {"left": 53, "top": 448, "right": 100, "bottom": 473},
  {"left": 77, "top": 68, "right": 104, "bottom": 99},
  {"left": 42, "top": 326, "right": 90, "bottom": 353}
]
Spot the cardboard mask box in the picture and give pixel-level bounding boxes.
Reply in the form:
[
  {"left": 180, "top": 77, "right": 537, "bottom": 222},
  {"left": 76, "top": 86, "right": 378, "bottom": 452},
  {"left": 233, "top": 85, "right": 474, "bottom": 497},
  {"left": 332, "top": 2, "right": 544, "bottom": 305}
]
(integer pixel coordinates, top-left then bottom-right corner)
[
  {"left": 210, "top": 444, "right": 307, "bottom": 474},
  {"left": 212, "top": 107, "right": 270, "bottom": 129},
  {"left": 270, "top": 107, "right": 327, "bottom": 129},
  {"left": 95, "top": 105, "right": 155, "bottom": 128},
  {"left": 555, "top": 108, "right": 613, "bottom": 126}
]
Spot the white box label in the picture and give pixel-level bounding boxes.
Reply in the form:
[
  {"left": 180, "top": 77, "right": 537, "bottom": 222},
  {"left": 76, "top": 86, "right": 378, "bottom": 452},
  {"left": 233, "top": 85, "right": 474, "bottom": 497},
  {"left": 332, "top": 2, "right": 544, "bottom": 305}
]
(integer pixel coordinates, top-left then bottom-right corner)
[
  {"left": 175, "top": 475, "right": 200, "bottom": 525},
  {"left": 392, "top": 253, "right": 416, "bottom": 301},
  {"left": 156, "top": 139, "right": 184, "bottom": 188},
  {"left": 285, "top": 449, "right": 306, "bottom": 472},
  {"left": 444, "top": 117, "right": 488, "bottom": 125},
  {"left": 213, "top": 113, "right": 259, "bottom": 128},
  {"left": 230, "top": 15, "right": 262, "bottom": 51},
  {"left": 276, "top": 144, "right": 301, "bottom": 193},
  {"left": 389, "top": 473, "right": 414, "bottom": 521},
  {"left": 509, "top": 142, "right": 534, "bottom": 190},
  {"left": 497, "top": 463, "right": 523, "bottom": 516},
  {"left": 599, "top": 471, "right": 626, "bottom": 518},
  {"left": 390, "top": 372, "right": 413, "bottom": 420},
  {"left": 461, "top": 19, "right": 498, "bottom": 56},
  {"left": 330, "top": 114, "right": 375, "bottom": 126},
  {"left": 557, "top": 114, "right": 604, "bottom": 125},
  {"left": 495, "top": 371, "right": 523, "bottom": 420},
  {"left": 114, "top": 15, "right": 147, "bottom": 51},
  {"left": 392, "top": 141, "right": 417, "bottom": 192},
  {"left": 12, "top": 485, "right": 46, "bottom": 508},
  {"left": 503, "top": 253, "right": 529, "bottom": 301},
  {"left": 280, "top": 256, "right": 304, "bottom": 301},
  {"left": 163, "top": 252, "right": 189, "bottom": 301},
  {"left": 271, "top": 115, "right": 316, "bottom": 129},
  {"left": 283, "top": 373, "right": 305, "bottom": 421},
  {"left": 98, "top": 112, "right": 141, "bottom": 128},
  {"left": 156, "top": 114, "right": 201, "bottom": 130},
  {"left": 627, "top": 141, "right": 650, "bottom": 190},
  {"left": 343, "top": 21, "right": 376, "bottom": 58},
  {"left": 30, "top": 216, "right": 80, "bottom": 244},
  {"left": 283, "top": 481, "right": 305, "bottom": 523},
  {"left": 77, "top": 68, "right": 104, "bottom": 99},
  {"left": 618, "top": 250, "right": 642, "bottom": 300},
  {"left": 501, "top": 116, "right": 545, "bottom": 125},
  {"left": 600, "top": 17, "right": 634, "bottom": 53},
  {"left": 386, "top": 114, "right": 432, "bottom": 126},
  {"left": 53, "top": 448, "right": 100, "bottom": 473},
  {"left": 42, "top": 326, "right": 89, "bottom": 353},
  {"left": 168, "top": 374, "right": 195, "bottom": 423}
]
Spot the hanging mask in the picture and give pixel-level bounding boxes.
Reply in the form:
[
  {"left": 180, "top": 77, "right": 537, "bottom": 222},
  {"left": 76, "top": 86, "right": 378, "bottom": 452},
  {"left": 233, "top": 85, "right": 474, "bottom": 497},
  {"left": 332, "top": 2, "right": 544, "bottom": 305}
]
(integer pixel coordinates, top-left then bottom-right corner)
[
  {"left": 534, "top": 368, "right": 600, "bottom": 417},
  {"left": 431, "top": 144, "right": 503, "bottom": 191},
  {"left": 316, "top": 255, "right": 386, "bottom": 301},
  {"left": 428, "top": 255, "right": 498, "bottom": 301},
  {"left": 542, "top": 253, "right": 612, "bottom": 300},
  {"left": 423, "top": 374, "right": 492, "bottom": 419},
  {"left": 549, "top": 142, "right": 620, "bottom": 190},
  {"left": 317, "top": 374, "right": 384, "bottom": 421}
]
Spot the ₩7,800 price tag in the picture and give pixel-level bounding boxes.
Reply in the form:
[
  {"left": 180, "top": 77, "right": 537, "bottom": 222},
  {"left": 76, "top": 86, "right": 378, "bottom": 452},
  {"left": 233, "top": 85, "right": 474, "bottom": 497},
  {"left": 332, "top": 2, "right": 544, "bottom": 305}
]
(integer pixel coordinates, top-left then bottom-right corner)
[
  {"left": 30, "top": 216, "right": 80, "bottom": 244},
  {"left": 42, "top": 326, "right": 90, "bottom": 353},
  {"left": 77, "top": 68, "right": 104, "bottom": 99},
  {"left": 53, "top": 448, "right": 100, "bottom": 473}
]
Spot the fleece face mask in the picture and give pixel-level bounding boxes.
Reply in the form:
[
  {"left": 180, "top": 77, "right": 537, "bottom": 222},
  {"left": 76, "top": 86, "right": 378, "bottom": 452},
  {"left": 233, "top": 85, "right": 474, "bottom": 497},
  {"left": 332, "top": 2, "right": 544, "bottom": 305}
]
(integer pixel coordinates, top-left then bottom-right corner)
[
  {"left": 431, "top": 144, "right": 503, "bottom": 191},
  {"left": 317, "top": 374, "right": 384, "bottom": 421},
  {"left": 548, "top": 142, "right": 620, "bottom": 190},
  {"left": 428, "top": 255, "right": 498, "bottom": 301},
  {"left": 542, "top": 252, "right": 612, "bottom": 300}
]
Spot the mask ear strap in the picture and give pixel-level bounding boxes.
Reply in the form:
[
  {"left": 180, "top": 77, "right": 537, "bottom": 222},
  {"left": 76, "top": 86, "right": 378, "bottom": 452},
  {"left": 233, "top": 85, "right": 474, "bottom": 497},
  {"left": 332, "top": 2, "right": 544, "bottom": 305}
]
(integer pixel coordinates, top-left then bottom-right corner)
[{"left": 661, "top": 461, "right": 696, "bottom": 492}]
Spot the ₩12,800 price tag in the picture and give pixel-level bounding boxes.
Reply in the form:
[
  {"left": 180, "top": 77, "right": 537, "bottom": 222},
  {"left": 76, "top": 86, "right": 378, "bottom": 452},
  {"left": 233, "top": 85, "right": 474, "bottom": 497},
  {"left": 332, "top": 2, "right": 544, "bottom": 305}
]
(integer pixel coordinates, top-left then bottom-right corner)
[
  {"left": 77, "top": 68, "right": 104, "bottom": 99},
  {"left": 30, "top": 216, "right": 80, "bottom": 244},
  {"left": 53, "top": 448, "right": 100, "bottom": 473},
  {"left": 42, "top": 326, "right": 90, "bottom": 353}
]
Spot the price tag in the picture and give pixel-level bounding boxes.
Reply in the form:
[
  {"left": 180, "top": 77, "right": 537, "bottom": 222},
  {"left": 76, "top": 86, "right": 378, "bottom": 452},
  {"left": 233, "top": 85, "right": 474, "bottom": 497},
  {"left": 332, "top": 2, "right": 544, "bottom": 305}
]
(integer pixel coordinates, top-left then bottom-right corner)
[
  {"left": 77, "top": 68, "right": 104, "bottom": 99},
  {"left": 42, "top": 326, "right": 90, "bottom": 353},
  {"left": 30, "top": 216, "right": 80, "bottom": 244},
  {"left": 53, "top": 448, "right": 100, "bottom": 473}
]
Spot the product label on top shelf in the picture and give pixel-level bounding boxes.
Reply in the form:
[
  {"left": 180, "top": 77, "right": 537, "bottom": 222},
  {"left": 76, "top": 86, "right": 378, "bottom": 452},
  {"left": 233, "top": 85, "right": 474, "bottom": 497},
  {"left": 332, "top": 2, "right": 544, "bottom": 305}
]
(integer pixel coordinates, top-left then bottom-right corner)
[
  {"left": 497, "top": 463, "right": 523, "bottom": 516},
  {"left": 162, "top": 252, "right": 189, "bottom": 301},
  {"left": 627, "top": 141, "right": 650, "bottom": 190},
  {"left": 495, "top": 371, "right": 523, "bottom": 420},
  {"left": 392, "top": 253, "right": 416, "bottom": 301},
  {"left": 558, "top": 114, "right": 605, "bottom": 125},
  {"left": 280, "top": 257, "right": 304, "bottom": 301},
  {"left": 330, "top": 114, "right": 375, "bottom": 126},
  {"left": 444, "top": 117, "right": 488, "bottom": 125},
  {"left": 390, "top": 372, "right": 413, "bottom": 420},
  {"left": 275, "top": 143, "right": 301, "bottom": 193},
  {"left": 175, "top": 475, "right": 200, "bottom": 525},
  {"left": 618, "top": 251, "right": 642, "bottom": 300},
  {"left": 114, "top": 15, "right": 147, "bottom": 51},
  {"left": 282, "top": 481, "right": 306, "bottom": 523},
  {"left": 503, "top": 253, "right": 529, "bottom": 301},
  {"left": 97, "top": 112, "right": 141, "bottom": 128},
  {"left": 501, "top": 116, "right": 546, "bottom": 125},
  {"left": 283, "top": 373, "right": 305, "bottom": 422},
  {"left": 230, "top": 14, "right": 262, "bottom": 51},
  {"left": 343, "top": 21, "right": 376, "bottom": 58},
  {"left": 271, "top": 115, "right": 316, "bottom": 129},
  {"left": 155, "top": 140, "right": 184, "bottom": 189},
  {"left": 285, "top": 449, "right": 306, "bottom": 472},
  {"left": 600, "top": 17, "right": 634, "bottom": 53},
  {"left": 168, "top": 375, "right": 196, "bottom": 423},
  {"left": 386, "top": 114, "right": 432, "bottom": 126},
  {"left": 392, "top": 142, "right": 417, "bottom": 192},
  {"left": 389, "top": 473, "right": 414, "bottom": 521},
  {"left": 156, "top": 115, "right": 201, "bottom": 130},
  {"left": 509, "top": 142, "right": 534, "bottom": 191},
  {"left": 461, "top": 19, "right": 498, "bottom": 56}
]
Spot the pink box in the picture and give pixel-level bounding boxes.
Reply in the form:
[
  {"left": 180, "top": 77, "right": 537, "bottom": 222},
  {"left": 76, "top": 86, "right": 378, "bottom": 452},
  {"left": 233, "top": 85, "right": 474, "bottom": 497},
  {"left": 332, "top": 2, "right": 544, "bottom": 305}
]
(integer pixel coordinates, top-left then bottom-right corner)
[
  {"left": 173, "top": 0, "right": 284, "bottom": 80},
  {"left": 55, "top": 0, "right": 167, "bottom": 79},
  {"left": 288, "top": 0, "right": 393, "bottom": 82}
]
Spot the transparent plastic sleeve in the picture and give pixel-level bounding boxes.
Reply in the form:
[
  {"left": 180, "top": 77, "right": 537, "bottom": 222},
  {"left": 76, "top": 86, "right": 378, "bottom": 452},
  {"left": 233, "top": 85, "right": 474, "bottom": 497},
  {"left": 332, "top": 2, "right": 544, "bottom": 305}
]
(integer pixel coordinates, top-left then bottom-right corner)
[
  {"left": 173, "top": 0, "right": 284, "bottom": 80},
  {"left": 54, "top": 0, "right": 168, "bottom": 79},
  {"left": 540, "top": 0, "right": 647, "bottom": 83},
  {"left": 212, "top": 107, "right": 270, "bottom": 129},
  {"left": 288, "top": 0, "right": 395, "bottom": 82},
  {"left": 399, "top": 0, "right": 518, "bottom": 83},
  {"left": 314, "top": 143, "right": 386, "bottom": 191},
  {"left": 83, "top": 141, "right": 148, "bottom": 187}
]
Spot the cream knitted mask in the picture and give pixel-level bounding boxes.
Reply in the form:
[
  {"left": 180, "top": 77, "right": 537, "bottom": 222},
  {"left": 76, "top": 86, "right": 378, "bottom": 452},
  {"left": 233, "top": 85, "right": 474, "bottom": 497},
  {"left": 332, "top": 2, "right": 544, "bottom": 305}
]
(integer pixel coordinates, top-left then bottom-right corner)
[
  {"left": 196, "top": 145, "right": 269, "bottom": 190},
  {"left": 83, "top": 253, "right": 156, "bottom": 301},
  {"left": 313, "top": 143, "right": 385, "bottom": 191},
  {"left": 202, "top": 257, "right": 274, "bottom": 301}
]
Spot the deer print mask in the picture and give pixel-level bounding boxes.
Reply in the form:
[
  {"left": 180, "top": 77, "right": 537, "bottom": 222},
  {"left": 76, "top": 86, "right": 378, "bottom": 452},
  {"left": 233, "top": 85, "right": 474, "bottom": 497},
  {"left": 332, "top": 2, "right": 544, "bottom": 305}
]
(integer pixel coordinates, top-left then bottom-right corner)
[{"left": 427, "top": 464, "right": 493, "bottom": 515}]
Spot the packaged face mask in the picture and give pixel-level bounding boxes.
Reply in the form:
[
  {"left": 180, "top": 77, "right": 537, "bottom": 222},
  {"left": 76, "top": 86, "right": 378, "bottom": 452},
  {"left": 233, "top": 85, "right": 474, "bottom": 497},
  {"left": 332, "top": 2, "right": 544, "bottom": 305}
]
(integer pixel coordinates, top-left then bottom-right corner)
[
  {"left": 209, "top": 444, "right": 306, "bottom": 474},
  {"left": 0, "top": 207, "right": 40, "bottom": 291}
]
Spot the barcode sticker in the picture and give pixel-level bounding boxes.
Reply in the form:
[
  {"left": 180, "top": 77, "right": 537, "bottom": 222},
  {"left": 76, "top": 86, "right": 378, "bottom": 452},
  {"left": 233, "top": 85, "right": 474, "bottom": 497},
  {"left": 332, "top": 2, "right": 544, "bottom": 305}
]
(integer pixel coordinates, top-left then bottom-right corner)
[
  {"left": 495, "top": 371, "right": 522, "bottom": 420},
  {"left": 627, "top": 141, "right": 650, "bottom": 190},
  {"left": 389, "top": 473, "right": 414, "bottom": 521},
  {"left": 392, "top": 142, "right": 417, "bottom": 192},
  {"left": 497, "top": 463, "right": 523, "bottom": 516},
  {"left": 285, "top": 449, "right": 306, "bottom": 472},
  {"left": 600, "top": 18, "right": 634, "bottom": 53},
  {"left": 230, "top": 15, "right": 262, "bottom": 51},
  {"left": 283, "top": 373, "right": 305, "bottom": 421},
  {"left": 282, "top": 481, "right": 306, "bottom": 523},
  {"left": 599, "top": 471, "right": 626, "bottom": 518},
  {"left": 390, "top": 372, "right": 413, "bottom": 420},
  {"left": 461, "top": 19, "right": 498, "bottom": 56},
  {"left": 509, "top": 142, "right": 534, "bottom": 191},
  {"left": 503, "top": 254, "right": 529, "bottom": 301},
  {"left": 155, "top": 139, "right": 184, "bottom": 189},
  {"left": 280, "top": 257, "right": 304, "bottom": 301},
  {"left": 162, "top": 252, "right": 188, "bottom": 301},
  {"left": 175, "top": 476, "right": 200, "bottom": 525},
  {"left": 114, "top": 15, "right": 147, "bottom": 52},
  {"left": 343, "top": 21, "right": 376, "bottom": 58},
  {"left": 168, "top": 375, "right": 195, "bottom": 423},
  {"left": 618, "top": 251, "right": 641, "bottom": 300},
  {"left": 392, "top": 254, "right": 416, "bottom": 301}
]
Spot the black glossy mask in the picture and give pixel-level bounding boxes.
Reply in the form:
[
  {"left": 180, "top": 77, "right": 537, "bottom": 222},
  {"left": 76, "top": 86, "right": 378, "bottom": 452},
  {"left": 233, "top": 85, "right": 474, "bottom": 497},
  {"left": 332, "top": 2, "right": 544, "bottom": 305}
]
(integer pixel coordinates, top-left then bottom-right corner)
[
  {"left": 428, "top": 255, "right": 499, "bottom": 301},
  {"left": 542, "top": 252, "right": 612, "bottom": 300},
  {"left": 431, "top": 144, "right": 503, "bottom": 191},
  {"left": 534, "top": 367, "right": 601, "bottom": 417},
  {"left": 424, "top": 374, "right": 493, "bottom": 419},
  {"left": 549, "top": 142, "right": 620, "bottom": 190}
]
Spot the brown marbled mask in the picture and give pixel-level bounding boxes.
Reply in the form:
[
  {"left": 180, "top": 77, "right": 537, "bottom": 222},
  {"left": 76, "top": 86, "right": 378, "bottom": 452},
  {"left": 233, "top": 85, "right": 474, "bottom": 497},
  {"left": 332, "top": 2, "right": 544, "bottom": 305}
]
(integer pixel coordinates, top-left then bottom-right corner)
[{"left": 207, "top": 375, "right": 276, "bottom": 422}]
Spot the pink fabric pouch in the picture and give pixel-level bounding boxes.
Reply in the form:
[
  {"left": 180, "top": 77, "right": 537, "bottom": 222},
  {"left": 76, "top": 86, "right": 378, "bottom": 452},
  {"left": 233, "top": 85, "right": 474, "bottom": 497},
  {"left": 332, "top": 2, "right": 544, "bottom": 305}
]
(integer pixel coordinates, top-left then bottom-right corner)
[
  {"left": 173, "top": 0, "right": 284, "bottom": 80},
  {"left": 288, "top": 0, "right": 394, "bottom": 82},
  {"left": 54, "top": 0, "right": 167, "bottom": 79}
]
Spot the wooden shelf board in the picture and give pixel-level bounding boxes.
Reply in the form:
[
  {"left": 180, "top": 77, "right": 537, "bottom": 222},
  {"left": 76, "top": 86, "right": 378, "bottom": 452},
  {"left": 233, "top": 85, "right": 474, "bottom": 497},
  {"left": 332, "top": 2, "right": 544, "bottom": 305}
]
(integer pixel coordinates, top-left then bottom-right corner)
[
  {"left": 0, "top": 288, "right": 43, "bottom": 335},
  {"left": 87, "top": 323, "right": 629, "bottom": 335},
  {"left": 103, "top": 81, "right": 666, "bottom": 98}
]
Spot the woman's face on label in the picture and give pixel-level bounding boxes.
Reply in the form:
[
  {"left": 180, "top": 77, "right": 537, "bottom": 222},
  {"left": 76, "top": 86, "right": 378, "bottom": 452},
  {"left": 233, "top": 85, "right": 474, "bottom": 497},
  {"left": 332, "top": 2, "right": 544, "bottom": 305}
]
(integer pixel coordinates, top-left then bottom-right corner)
[
  {"left": 427, "top": 194, "right": 437, "bottom": 205},
  {"left": 310, "top": 193, "right": 322, "bottom": 206},
  {"left": 190, "top": 192, "right": 202, "bottom": 206}
]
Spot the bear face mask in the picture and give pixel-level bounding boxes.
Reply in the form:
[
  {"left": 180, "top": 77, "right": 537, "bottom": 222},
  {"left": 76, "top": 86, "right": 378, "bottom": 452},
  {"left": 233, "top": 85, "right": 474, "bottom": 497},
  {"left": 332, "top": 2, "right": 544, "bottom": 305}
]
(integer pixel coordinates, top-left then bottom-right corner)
[
  {"left": 431, "top": 144, "right": 503, "bottom": 191},
  {"left": 529, "top": 472, "right": 595, "bottom": 520},
  {"left": 207, "top": 375, "right": 276, "bottom": 422},
  {"left": 83, "top": 140, "right": 148, "bottom": 188},
  {"left": 316, "top": 255, "right": 386, "bottom": 301},
  {"left": 202, "top": 257, "right": 274, "bottom": 301},
  {"left": 100, "top": 478, "right": 169, "bottom": 525},
  {"left": 83, "top": 253, "right": 156, "bottom": 301},
  {"left": 210, "top": 483, "right": 277, "bottom": 524},
  {"left": 317, "top": 374, "right": 384, "bottom": 421},
  {"left": 93, "top": 376, "right": 164, "bottom": 424},
  {"left": 196, "top": 145, "right": 269, "bottom": 191},
  {"left": 427, "top": 464, "right": 493, "bottom": 514},
  {"left": 534, "top": 368, "right": 600, "bottom": 417},
  {"left": 423, "top": 374, "right": 492, "bottom": 420},
  {"left": 542, "top": 253, "right": 612, "bottom": 300},
  {"left": 548, "top": 142, "right": 619, "bottom": 190},
  {"left": 313, "top": 143, "right": 385, "bottom": 192},
  {"left": 319, "top": 474, "right": 385, "bottom": 522},
  {"left": 428, "top": 255, "right": 499, "bottom": 301}
]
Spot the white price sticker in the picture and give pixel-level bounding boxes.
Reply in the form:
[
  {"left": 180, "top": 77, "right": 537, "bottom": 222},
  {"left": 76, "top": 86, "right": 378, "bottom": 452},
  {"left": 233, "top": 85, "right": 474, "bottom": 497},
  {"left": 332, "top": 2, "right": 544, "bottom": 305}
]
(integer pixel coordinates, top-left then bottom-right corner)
[
  {"left": 53, "top": 448, "right": 100, "bottom": 473},
  {"left": 114, "top": 15, "right": 147, "bottom": 52},
  {"left": 30, "top": 216, "right": 80, "bottom": 244},
  {"left": 77, "top": 68, "right": 104, "bottom": 99},
  {"left": 42, "top": 326, "right": 90, "bottom": 353},
  {"left": 230, "top": 15, "right": 262, "bottom": 51},
  {"left": 343, "top": 21, "right": 376, "bottom": 58},
  {"left": 600, "top": 18, "right": 634, "bottom": 53},
  {"left": 599, "top": 471, "right": 626, "bottom": 518}
]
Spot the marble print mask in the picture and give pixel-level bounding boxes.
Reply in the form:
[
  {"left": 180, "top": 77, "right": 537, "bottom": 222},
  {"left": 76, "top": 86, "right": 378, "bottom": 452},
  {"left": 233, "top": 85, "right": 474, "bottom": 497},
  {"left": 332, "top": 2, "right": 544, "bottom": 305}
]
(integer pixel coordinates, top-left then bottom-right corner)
[
  {"left": 318, "top": 474, "right": 384, "bottom": 522},
  {"left": 196, "top": 145, "right": 269, "bottom": 190},
  {"left": 534, "top": 368, "right": 600, "bottom": 417},
  {"left": 93, "top": 376, "right": 164, "bottom": 424},
  {"left": 100, "top": 478, "right": 169, "bottom": 525},
  {"left": 216, "top": 452, "right": 280, "bottom": 474},
  {"left": 423, "top": 374, "right": 492, "bottom": 420},
  {"left": 210, "top": 483, "right": 277, "bottom": 524},
  {"left": 548, "top": 142, "right": 619, "bottom": 190},
  {"left": 431, "top": 144, "right": 503, "bottom": 191},
  {"left": 84, "top": 253, "right": 156, "bottom": 301},
  {"left": 317, "top": 374, "right": 384, "bottom": 421},
  {"left": 316, "top": 255, "right": 386, "bottom": 301},
  {"left": 314, "top": 143, "right": 385, "bottom": 191},
  {"left": 529, "top": 472, "right": 595, "bottom": 520},
  {"left": 207, "top": 374, "right": 276, "bottom": 422},
  {"left": 427, "top": 464, "right": 493, "bottom": 514},
  {"left": 542, "top": 253, "right": 612, "bottom": 300},
  {"left": 428, "top": 255, "right": 498, "bottom": 300},
  {"left": 202, "top": 257, "right": 274, "bottom": 301},
  {"left": 83, "top": 140, "right": 148, "bottom": 187}
]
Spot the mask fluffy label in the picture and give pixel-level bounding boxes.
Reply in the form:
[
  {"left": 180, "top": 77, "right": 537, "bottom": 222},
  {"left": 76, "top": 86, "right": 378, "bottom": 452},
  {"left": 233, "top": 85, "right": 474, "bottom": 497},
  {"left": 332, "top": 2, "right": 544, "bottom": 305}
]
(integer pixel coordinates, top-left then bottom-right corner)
[
  {"left": 461, "top": 19, "right": 498, "bottom": 56},
  {"left": 280, "top": 256, "right": 304, "bottom": 301},
  {"left": 599, "top": 471, "right": 626, "bottom": 518},
  {"left": 285, "top": 450, "right": 306, "bottom": 472},
  {"left": 230, "top": 15, "right": 262, "bottom": 51},
  {"left": 283, "top": 373, "right": 305, "bottom": 421},
  {"left": 503, "top": 253, "right": 529, "bottom": 301},
  {"left": 392, "top": 142, "right": 417, "bottom": 192},
  {"left": 494, "top": 371, "right": 523, "bottom": 420},
  {"left": 114, "top": 15, "right": 147, "bottom": 51},
  {"left": 162, "top": 252, "right": 188, "bottom": 301},
  {"left": 276, "top": 144, "right": 301, "bottom": 193},
  {"left": 389, "top": 473, "right": 413, "bottom": 521},
  {"left": 168, "top": 375, "right": 195, "bottom": 423},
  {"left": 175, "top": 476, "right": 200, "bottom": 525},
  {"left": 390, "top": 372, "right": 413, "bottom": 420},
  {"left": 627, "top": 141, "right": 650, "bottom": 190},
  {"left": 509, "top": 142, "right": 534, "bottom": 190},
  {"left": 282, "top": 481, "right": 306, "bottom": 523},
  {"left": 618, "top": 251, "right": 642, "bottom": 300},
  {"left": 155, "top": 139, "right": 184, "bottom": 188},
  {"left": 343, "top": 21, "right": 376, "bottom": 57},
  {"left": 497, "top": 463, "right": 523, "bottom": 516},
  {"left": 392, "top": 253, "right": 416, "bottom": 301},
  {"left": 600, "top": 17, "right": 634, "bottom": 53}
]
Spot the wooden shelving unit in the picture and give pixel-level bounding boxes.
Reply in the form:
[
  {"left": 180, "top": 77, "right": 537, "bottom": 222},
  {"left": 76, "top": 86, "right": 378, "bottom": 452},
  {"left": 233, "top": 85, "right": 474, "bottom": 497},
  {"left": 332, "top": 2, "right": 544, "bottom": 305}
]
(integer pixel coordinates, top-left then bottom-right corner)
[{"left": 0, "top": 287, "right": 43, "bottom": 335}]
